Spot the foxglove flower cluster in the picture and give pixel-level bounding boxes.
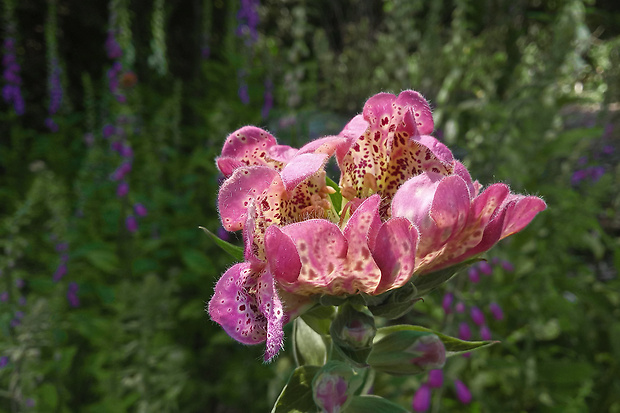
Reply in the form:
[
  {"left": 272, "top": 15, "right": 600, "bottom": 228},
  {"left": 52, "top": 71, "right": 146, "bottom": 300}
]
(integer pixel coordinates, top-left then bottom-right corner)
[
  {"left": 45, "top": 57, "right": 63, "bottom": 132},
  {"left": 235, "top": 0, "right": 259, "bottom": 46},
  {"left": 2, "top": 36, "right": 25, "bottom": 115},
  {"left": 208, "top": 90, "right": 546, "bottom": 361}
]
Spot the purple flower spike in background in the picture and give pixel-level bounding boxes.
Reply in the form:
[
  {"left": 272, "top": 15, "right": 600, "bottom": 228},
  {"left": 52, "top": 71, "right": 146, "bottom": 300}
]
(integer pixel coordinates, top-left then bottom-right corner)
[
  {"left": 67, "top": 282, "right": 80, "bottom": 307},
  {"left": 458, "top": 322, "right": 472, "bottom": 341},
  {"left": 501, "top": 260, "right": 514, "bottom": 272},
  {"left": 470, "top": 306, "right": 485, "bottom": 326},
  {"left": 134, "top": 203, "right": 148, "bottom": 217},
  {"left": 468, "top": 267, "right": 480, "bottom": 283},
  {"left": 412, "top": 385, "right": 431, "bottom": 412},
  {"left": 478, "top": 261, "right": 493, "bottom": 275},
  {"left": 53, "top": 263, "right": 68, "bottom": 282},
  {"left": 117, "top": 181, "right": 129, "bottom": 198},
  {"left": 455, "top": 301, "right": 466, "bottom": 313},
  {"left": 103, "top": 124, "right": 116, "bottom": 138},
  {"left": 454, "top": 379, "right": 472, "bottom": 404},
  {"left": 428, "top": 369, "right": 443, "bottom": 388},
  {"left": 0, "top": 291, "right": 7, "bottom": 302},
  {"left": 0, "top": 356, "right": 8, "bottom": 368},
  {"left": 126, "top": 215, "right": 138, "bottom": 233},
  {"left": 480, "top": 325, "right": 492, "bottom": 340},
  {"left": 489, "top": 302, "right": 504, "bottom": 320},
  {"left": 442, "top": 292, "right": 454, "bottom": 314}
]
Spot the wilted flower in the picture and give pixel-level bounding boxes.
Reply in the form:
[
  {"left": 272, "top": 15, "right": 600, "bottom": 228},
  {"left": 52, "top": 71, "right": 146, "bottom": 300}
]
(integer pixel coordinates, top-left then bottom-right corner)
[
  {"left": 208, "top": 90, "right": 546, "bottom": 360},
  {"left": 412, "top": 384, "right": 431, "bottom": 412}
]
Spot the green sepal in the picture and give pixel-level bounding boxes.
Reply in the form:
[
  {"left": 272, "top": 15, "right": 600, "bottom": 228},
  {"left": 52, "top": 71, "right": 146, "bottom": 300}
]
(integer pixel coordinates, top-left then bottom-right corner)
[
  {"left": 367, "top": 283, "right": 421, "bottom": 319},
  {"left": 343, "top": 395, "right": 410, "bottom": 413},
  {"left": 271, "top": 365, "right": 320, "bottom": 413},
  {"left": 330, "top": 303, "right": 376, "bottom": 367},
  {"left": 411, "top": 258, "right": 482, "bottom": 297},
  {"left": 325, "top": 176, "right": 343, "bottom": 213},
  {"left": 293, "top": 317, "right": 328, "bottom": 367},
  {"left": 301, "top": 305, "right": 336, "bottom": 336},
  {"left": 375, "top": 324, "right": 497, "bottom": 356},
  {"left": 198, "top": 226, "right": 244, "bottom": 261}
]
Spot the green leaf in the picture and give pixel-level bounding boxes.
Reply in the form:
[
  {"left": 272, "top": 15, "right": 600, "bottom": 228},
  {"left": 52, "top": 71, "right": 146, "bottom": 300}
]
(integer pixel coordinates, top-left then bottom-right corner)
[
  {"left": 343, "top": 395, "right": 410, "bottom": 413},
  {"left": 271, "top": 366, "right": 320, "bottom": 413},
  {"left": 293, "top": 317, "right": 328, "bottom": 367},
  {"left": 326, "top": 176, "right": 343, "bottom": 213},
  {"left": 83, "top": 248, "right": 119, "bottom": 274},
  {"left": 375, "top": 325, "right": 497, "bottom": 355},
  {"left": 301, "top": 305, "right": 336, "bottom": 336},
  {"left": 199, "top": 226, "right": 244, "bottom": 261}
]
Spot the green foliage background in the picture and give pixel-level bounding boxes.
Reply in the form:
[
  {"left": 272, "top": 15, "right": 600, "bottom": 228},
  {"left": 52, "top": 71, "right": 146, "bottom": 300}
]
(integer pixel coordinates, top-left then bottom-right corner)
[{"left": 1, "top": 0, "right": 619, "bottom": 411}]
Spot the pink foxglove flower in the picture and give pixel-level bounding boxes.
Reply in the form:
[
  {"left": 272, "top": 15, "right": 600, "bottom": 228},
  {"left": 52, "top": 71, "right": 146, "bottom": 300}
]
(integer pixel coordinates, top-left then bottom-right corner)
[
  {"left": 208, "top": 90, "right": 546, "bottom": 360},
  {"left": 412, "top": 384, "right": 431, "bottom": 412}
]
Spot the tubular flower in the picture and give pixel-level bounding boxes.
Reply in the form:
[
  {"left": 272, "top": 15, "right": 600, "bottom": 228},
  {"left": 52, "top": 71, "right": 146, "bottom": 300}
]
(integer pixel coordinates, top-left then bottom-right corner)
[{"left": 208, "top": 90, "right": 546, "bottom": 360}]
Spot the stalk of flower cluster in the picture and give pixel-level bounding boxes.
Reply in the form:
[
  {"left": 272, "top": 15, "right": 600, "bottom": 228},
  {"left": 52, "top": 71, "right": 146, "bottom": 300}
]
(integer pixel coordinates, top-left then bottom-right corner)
[{"left": 2, "top": 2, "right": 25, "bottom": 116}]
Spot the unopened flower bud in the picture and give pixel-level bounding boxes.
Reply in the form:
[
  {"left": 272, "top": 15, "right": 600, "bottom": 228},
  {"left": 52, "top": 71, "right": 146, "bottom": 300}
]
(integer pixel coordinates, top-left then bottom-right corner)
[
  {"left": 330, "top": 303, "right": 376, "bottom": 366},
  {"left": 312, "top": 361, "right": 362, "bottom": 413},
  {"left": 368, "top": 330, "right": 446, "bottom": 375}
]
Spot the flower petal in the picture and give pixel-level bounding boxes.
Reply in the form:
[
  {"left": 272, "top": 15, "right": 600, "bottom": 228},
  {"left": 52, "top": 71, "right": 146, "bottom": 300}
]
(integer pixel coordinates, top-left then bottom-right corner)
[
  {"left": 429, "top": 175, "right": 471, "bottom": 244},
  {"left": 254, "top": 269, "right": 286, "bottom": 361},
  {"left": 217, "top": 126, "right": 281, "bottom": 176},
  {"left": 394, "top": 90, "right": 434, "bottom": 135},
  {"left": 208, "top": 263, "right": 267, "bottom": 345},
  {"left": 218, "top": 166, "right": 282, "bottom": 231},
  {"left": 271, "top": 219, "right": 348, "bottom": 295},
  {"left": 280, "top": 152, "right": 328, "bottom": 192},
  {"left": 373, "top": 217, "right": 418, "bottom": 294},
  {"left": 499, "top": 195, "right": 547, "bottom": 239},
  {"left": 264, "top": 225, "right": 302, "bottom": 284},
  {"left": 341, "top": 195, "right": 383, "bottom": 293}
]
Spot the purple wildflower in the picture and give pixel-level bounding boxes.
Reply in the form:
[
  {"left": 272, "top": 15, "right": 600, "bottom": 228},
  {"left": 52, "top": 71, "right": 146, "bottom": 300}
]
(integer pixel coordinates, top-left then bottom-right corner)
[
  {"left": 15, "top": 278, "right": 24, "bottom": 288},
  {"left": 55, "top": 242, "right": 69, "bottom": 252},
  {"left": 46, "top": 58, "right": 63, "bottom": 130},
  {"left": 602, "top": 145, "right": 614, "bottom": 155},
  {"left": 236, "top": 0, "right": 260, "bottom": 46},
  {"left": 134, "top": 203, "right": 148, "bottom": 217},
  {"left": 216, "top": 226, "right": 231, "bottom": 242},
  {"left": 489, "top": 302, "right": 504, "bottom": 320},
  {"left": 571, "top": 169, "right": 587, "bottom": 186},
  {"left": 441, "top": 292, "right": 454, "bottom": 314},
  {"left": 67, "top": 282, "right": 80, "bottom": 307},
  {"left": 53, "top": 263, "right": 68, "bottom": 282},
  {"left": 0, "top": 356, "right": 8, "bottom": 368},
  {"left": 589, "top": 166, "right": 605, "bottom": 182},
  {"left": 14, "top": 311, "right": 24, "bottom": 320},
  {"left": 427, "top": 369, "right": 443, "bottom": 389},
  {"left": 458, "top": 322, "right": 471, "bottom": 341},
  {"left": 18, "top": 296, "right": 26, "bottom": 306},
  {"left": 470, "top": 306, "right": 485, "bottom": 326},
  {"left": 116, "top": 181, "right": 129, "bottom": 198},
  {"left": 1, "top": 291, "right": 9, "bottom": 302},
  {"left": 455, "top": 301, "right": 466, "bottom": 313},
  {"left": 10, "top": 318, "right": 21, "bottom": 327},
  {"left": 454, "top": 380, "right": 472, "bottom": 404},
  {"left": 105, "top": 30, "right": 123, "bottom": 59},
  {"left": 111, "top": 162, "right": 132, "bottom": 181},
  {"left": 120, "top": 143, "right": 133, "bottom": 158},
  {"left": 2, "top": 36, "right": 25, "bottom": 115},
  {"left": 480, "top": 325, "right": 492, "bottom": 341},
  {"left": 501, "top": 260, "right": 514, "bottom": 272},
  {"left": 478, "top": 261, "right": 493, "bottom": 275},
  {"left": 125, "top": 215, "right": 138, "bottom": 233},
  {"left": 412, "top": 385, "right": 431, "bottom": 412},
  {"left": 103, "top": 124, "right": 116, "bottom": 138},
  {"left": 468, "top": 267, "right": 480, "bottom": 283}
]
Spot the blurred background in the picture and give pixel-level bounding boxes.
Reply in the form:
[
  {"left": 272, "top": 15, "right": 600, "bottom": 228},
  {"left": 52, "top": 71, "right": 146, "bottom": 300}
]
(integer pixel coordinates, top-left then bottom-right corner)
[{"left": 0, "top": 0, "right": 619, "bottom": 411}]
